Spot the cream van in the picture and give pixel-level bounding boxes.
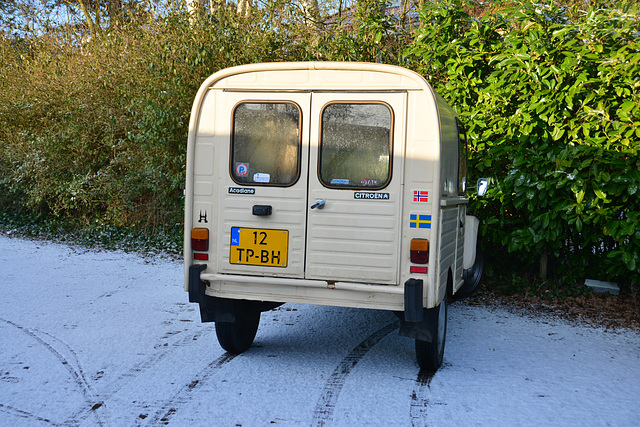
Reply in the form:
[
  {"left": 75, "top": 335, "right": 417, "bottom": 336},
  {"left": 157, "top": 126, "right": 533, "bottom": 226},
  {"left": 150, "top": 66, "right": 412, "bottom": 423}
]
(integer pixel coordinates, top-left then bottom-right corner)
[{"left": 184, "top": 62, "right": 487, "bottom": 371}]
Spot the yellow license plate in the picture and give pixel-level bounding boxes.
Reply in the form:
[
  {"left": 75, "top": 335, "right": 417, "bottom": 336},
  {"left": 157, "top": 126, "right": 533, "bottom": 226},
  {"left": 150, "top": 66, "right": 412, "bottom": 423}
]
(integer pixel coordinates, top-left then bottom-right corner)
[{"left": 230, "top": 227, "right": 288, "bottom": 267}]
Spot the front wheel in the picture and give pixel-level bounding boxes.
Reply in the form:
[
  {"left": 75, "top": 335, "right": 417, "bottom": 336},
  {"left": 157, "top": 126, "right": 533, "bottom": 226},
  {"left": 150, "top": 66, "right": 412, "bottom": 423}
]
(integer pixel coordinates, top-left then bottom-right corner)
[
  {"left": 415, "top": 292, "right": 447, "bottom": 371},
  {"left": 215, "top": 304, "right": 260, "bottom": 354}
]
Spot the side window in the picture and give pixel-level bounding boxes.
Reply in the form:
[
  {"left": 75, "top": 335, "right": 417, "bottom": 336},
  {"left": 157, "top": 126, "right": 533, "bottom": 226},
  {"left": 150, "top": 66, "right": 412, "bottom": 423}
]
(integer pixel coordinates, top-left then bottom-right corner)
[
  {"left": 456, "top": 118, "right": 468, "bottom": 195},
  {"left": 231, "top": 102, "right": 301, "bottom": 186},
  {"left": 319, "top": 102, "right": 393, "bottom": 189}
]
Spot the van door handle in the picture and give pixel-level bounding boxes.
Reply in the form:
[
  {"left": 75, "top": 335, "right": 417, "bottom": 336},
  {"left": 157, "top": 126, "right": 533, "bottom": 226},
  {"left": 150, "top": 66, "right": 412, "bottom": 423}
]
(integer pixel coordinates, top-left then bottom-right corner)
[
  {"left": 310, "top": 200, "right": 326, "bottom": 210},
  {"left": 252, "top": 205, "right": 272, "bottom": 216}
]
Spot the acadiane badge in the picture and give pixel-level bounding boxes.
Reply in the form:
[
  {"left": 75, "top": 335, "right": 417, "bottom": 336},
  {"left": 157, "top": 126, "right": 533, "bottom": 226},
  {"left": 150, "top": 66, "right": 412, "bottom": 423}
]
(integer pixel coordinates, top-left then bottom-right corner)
[{"left": 228, "top": 187, "right": 255, "bottom": 195}]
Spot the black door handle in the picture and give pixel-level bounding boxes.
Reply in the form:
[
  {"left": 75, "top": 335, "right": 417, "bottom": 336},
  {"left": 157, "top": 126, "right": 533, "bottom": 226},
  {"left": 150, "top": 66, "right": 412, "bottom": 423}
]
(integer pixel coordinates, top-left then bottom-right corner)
[
  {"left": 310, "top": 199, "right": 326, "bottom": 209},
  {"left": 252, "top": 205, "right": 272, "bottom": 216}
]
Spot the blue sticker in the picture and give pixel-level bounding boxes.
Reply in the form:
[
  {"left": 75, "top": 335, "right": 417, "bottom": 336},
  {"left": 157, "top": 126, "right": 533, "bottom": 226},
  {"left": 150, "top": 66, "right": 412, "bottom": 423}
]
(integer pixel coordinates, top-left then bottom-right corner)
[
  {"left": 231, "top": 227, "right": 240, "bottom": 246},
  {"left": 331, "top": 179, "right": 350, "bottom": 184},
  {"left": 253, "top": 173, "right": 270, "bottom": 183}
]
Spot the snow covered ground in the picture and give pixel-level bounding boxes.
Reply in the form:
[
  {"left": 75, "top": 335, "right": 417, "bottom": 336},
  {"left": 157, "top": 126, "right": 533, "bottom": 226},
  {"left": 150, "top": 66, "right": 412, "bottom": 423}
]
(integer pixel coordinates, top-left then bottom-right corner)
[{"left": 1, "top": 235, "right": 638, "bottom": 426}]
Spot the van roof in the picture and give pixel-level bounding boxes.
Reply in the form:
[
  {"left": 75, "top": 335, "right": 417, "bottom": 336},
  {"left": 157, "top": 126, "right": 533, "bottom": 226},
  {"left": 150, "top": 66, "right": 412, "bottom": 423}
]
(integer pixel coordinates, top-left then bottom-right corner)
[{"left": 198, "top": 61, "right": 432, "bottom": 93}]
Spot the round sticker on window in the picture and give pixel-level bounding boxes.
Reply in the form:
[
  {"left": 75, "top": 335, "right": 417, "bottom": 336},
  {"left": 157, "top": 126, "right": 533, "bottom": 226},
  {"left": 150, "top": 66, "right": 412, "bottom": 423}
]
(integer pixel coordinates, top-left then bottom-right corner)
[{"left": 235, "top": 163, "right": 249, "bottom": 177}]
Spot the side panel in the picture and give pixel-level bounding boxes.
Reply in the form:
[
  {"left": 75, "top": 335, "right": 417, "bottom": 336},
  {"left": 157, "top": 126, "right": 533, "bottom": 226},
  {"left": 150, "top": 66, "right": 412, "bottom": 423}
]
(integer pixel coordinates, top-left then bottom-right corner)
[
  {"left": 400, "top": 91, "right": 441, "bottom": 309},
  {"left": 190, "top": 90, "right": 220, "bottom": 276},
  {"left": 455, "top": 205, "right": 466, "bottom": 289},
  {"left": 436, "top": 93, "right": 468, "bottom": 295},
  {"left": 463, "top": 215, "right": 480, "bottom": 269},
  {"left": 436, "top": 205, "right": 466, "bottom": 295},
  {"left": 438, "top": 207, "right": 458, "bottom": 294}
]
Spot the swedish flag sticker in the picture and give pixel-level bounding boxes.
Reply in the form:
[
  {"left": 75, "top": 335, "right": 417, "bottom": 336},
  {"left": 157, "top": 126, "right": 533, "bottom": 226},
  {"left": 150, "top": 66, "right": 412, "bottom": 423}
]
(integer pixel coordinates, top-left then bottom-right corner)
[{"left": 410, "top": 214, "right": 432, "bottom": 229}]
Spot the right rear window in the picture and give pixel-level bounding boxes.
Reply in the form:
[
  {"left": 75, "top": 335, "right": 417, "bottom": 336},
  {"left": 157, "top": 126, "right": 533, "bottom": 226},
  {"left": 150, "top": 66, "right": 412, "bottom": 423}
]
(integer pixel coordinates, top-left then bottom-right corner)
[{"left": 318, "top": 102, "right": 393, "bottom": 190}]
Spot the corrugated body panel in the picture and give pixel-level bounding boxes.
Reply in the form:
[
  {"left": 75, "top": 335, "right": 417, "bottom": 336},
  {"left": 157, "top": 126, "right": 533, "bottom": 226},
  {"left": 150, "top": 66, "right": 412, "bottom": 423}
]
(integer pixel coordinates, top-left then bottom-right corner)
[
  {"left": 455, "top": 206, "right": 465, "bottom": 285},
  {"left": 306, "top": 200, "right": 400, "bottom": 283},
  {"left": 196, "top": 91, "right": 216, "bottom": 136},
  {"left": 219, "top": 187, "right": 308, "bottom": 277},
  {"left": 190, "top": 136, "right": 219, "bottom": 271},
  {"left": 438, "top": 208, "right": 458, "bottom": 289}
]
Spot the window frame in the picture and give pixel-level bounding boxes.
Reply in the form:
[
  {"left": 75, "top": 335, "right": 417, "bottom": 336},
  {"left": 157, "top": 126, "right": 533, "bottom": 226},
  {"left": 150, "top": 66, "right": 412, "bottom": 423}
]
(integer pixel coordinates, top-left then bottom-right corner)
[
  {"left": 456, "top": 118, "right": 469, "bottom": 195},
  {"left": 317, "top": 100, "right": 395, "bottom": 191},
  {"left": 229, "top": 100, "right": 303, "bottom": 187}
]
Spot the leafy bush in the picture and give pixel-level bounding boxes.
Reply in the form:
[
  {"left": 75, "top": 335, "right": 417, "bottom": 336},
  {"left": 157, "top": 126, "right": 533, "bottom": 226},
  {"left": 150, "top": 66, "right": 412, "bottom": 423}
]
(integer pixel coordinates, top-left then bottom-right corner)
[
  {"left": 0, "top": 3, "right": 309, "bottom": 233},
  {"left": 405, "top": 0, "right": 640, "bottom": 287},
  {"left": 0, "top": 1, "right": 408, "bottom": 234},
  {"left": 1, "top": 0, "right": 638, "bottom": 291}
]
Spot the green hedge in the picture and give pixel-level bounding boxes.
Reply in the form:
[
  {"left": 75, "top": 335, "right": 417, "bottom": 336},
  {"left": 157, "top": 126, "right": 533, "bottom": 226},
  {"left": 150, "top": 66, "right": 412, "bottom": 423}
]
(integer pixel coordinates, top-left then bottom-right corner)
[
  {"left": 405, "top": 0, "right": 640, "bottom": 286},
  {"left": 1, "top": 0, "right": 638, "bottom": 288},
  {"left": 0, "top": 6, "right": 307, "bottom": 231}
]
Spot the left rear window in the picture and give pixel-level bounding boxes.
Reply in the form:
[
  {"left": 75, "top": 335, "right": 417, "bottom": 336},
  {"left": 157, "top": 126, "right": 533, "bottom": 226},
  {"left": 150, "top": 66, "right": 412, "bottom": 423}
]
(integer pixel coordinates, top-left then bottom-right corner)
[{"left": 231, "top": 102, "right": 302, "bottom": 186}]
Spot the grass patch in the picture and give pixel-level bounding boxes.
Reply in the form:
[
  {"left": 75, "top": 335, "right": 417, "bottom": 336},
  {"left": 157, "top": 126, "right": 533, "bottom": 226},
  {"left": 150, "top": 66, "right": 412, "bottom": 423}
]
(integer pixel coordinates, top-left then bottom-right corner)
[
  {"left": 467, "top": 273, "right": 639, "bottom": 330},
  {"left": 0, "top": 210, "right": 182, "bottom": 257},
  {"left": 484, "top": 273, "right": 594, "bottom": 303}
]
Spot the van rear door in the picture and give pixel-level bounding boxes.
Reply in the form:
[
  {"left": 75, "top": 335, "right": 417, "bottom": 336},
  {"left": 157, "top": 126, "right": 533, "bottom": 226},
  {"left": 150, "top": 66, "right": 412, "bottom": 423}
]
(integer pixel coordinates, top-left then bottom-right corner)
[
  {"left": 216, "top": 90, "right": 405, "bottom": 285},
  {"left": 306, "top": 92, "right": 406, "bottom": 284},
  {"left": 216, "top": 91, "right": 311, "bottom": 278}
]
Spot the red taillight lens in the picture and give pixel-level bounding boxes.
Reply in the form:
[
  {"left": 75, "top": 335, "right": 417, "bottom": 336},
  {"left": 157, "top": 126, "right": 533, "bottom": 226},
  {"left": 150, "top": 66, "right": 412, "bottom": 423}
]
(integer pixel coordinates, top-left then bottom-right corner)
[
  {"left": 410, "top": 238, "right": 429, "bottom": 264},
  {"left": 191, "top": 228, "right": 209, "bottom": 252},
  {"left": 194, "top": 252, "right": 209, "bottom": 261},
  {"left": 410, "top": 266, "right": 428, "bottom": 274}
]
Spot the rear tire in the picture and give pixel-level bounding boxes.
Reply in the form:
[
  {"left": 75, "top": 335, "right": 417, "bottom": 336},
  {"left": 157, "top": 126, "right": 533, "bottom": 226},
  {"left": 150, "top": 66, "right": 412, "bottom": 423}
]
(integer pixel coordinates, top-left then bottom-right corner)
[
  {"left": 458, "top": 246, "right": 485, "bottom": 298},
  {"left": 415, "top": 292, "right": 447, "bottom": 371},
  {"left": 215, "top": 304, "right": 260, "bottom": 354}
]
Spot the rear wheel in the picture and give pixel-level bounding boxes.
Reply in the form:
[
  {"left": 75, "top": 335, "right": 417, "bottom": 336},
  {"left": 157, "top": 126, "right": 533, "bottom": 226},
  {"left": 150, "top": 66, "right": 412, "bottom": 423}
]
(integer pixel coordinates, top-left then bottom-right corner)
[
  {"left": 215, "top": 304, "right": 260, "bottom": 354},
  {"left": 458, "top": 245, "right": 485, "bottom": 298},
  {"left": 415, "top": 292, "right": 447, "bottom": 371}
]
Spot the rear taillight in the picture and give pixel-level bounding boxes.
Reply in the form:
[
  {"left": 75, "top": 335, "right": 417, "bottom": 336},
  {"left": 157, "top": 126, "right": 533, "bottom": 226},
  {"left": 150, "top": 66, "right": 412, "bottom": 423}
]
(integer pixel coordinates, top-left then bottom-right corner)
[
  {"left": 193, "top": 252, "right": 208, "bottom": 261},
  {"left": 191, "top": 228, "right": 209, "bottom": 260},
  {"left": 410, "top": 238, "right": 429, "bottom": 264}
]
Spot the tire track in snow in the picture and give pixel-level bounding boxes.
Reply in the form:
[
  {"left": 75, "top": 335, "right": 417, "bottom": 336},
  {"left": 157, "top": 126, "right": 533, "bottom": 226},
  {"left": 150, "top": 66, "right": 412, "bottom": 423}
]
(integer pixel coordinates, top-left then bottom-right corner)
[
  {"left": 98, "top": 328, "right": 208, "bottom": 397},
  {"left": 147, "top": 353, "right": 237, "bottom": 425},
  {"left": 63, "top": 328, "right": 209, "bottom": 425},
  {"left": 0, "top": 403, "right": 63, "bottom": 426},
  {"left": 409, "top": 369, "right": 436, "bottom": 426},
  {"left": 0, "top": 318, "right": 107, "bottom": 427},
  {"left": 312, "top": 321, "right": 399, "bottom": 426}
]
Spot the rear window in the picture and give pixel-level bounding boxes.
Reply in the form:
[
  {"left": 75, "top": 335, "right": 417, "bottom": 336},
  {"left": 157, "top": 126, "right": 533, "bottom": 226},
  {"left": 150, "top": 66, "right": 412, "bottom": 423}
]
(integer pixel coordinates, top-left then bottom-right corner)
[
  {"left": 319, "top": 102, "right": 393, "bottom": 189},
  {"left": 231, "top": 102, "right": 301, "bottom": 186}
]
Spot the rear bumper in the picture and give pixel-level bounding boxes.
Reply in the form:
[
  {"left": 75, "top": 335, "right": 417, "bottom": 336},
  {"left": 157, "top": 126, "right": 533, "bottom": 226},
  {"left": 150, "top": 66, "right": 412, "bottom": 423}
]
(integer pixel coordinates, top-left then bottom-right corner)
[{"left": 197, "top": 272, "right": 405, "bottom": 311}]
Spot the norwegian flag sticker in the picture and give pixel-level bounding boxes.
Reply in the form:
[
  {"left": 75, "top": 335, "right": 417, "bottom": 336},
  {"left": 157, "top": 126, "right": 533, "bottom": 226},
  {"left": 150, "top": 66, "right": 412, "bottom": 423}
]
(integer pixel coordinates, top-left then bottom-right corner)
[{"left": 413, "top": 190, "right": 429, "bottom": 203}]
